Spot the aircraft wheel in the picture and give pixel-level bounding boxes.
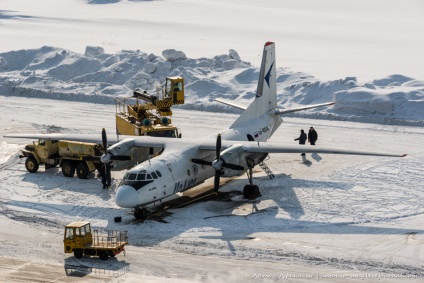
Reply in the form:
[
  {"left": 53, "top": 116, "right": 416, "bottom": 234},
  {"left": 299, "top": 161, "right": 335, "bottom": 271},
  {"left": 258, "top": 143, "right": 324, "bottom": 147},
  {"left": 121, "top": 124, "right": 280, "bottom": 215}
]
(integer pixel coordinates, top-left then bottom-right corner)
[
  {"left": 25, "top": 157, "right": 39, "bottom": 173},
  {"left": 62, "top": 161, "right": 76, "bottom": 177},
  {"left": 76, "top": 162, "right": 89, "bottom": 179},
  {"left": 252, "top": 185, "right": 261, "bottom": 198},
  {"left": 99, "top": 250, "right": 109, "bottom": 260},
  {"left": 74, "top": 249, "right": 83, "bottom": 259},
  {"left": 243, "top": 185, "right": 261, "bottom": 199}
]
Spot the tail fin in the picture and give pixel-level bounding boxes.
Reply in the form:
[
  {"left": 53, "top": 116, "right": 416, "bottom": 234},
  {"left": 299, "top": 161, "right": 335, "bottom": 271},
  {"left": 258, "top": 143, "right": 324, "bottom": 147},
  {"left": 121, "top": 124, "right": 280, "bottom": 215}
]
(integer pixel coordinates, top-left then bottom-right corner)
[{"left": 230, "top": 42, "right": 277, "bottom": 128}]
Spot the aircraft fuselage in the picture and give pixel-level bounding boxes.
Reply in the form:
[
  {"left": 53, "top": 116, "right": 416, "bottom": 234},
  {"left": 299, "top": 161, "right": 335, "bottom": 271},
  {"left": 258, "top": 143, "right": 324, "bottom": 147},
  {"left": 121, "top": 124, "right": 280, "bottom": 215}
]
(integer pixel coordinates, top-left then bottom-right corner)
[{"left": 115, "top": 112, "right": 278, "bottom": 209}]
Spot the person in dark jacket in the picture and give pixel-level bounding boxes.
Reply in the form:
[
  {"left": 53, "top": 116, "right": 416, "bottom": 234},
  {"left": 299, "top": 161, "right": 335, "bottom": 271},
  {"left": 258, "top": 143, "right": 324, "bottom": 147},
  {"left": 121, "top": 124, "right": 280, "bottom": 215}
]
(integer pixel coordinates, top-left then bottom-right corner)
[
  {"left": 308, "top": 127, "right": 318, "bottom": 145},
  {"left": 294, "top": 129, "right": 307, "bottom": 156}
]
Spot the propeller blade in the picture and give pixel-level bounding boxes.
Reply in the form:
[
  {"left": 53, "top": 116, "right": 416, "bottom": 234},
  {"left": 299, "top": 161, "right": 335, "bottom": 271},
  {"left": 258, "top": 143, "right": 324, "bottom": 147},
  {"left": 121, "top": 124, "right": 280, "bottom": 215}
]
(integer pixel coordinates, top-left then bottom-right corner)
[
  {"left": 191, "top": 159, "right": 213, "bottom": 166},
  {"left": 82, "top": 155, "right": 101, "bottom": 161},
  {"left": 102, "top": 128, "right": 111, "bottom": 188},
  {"left": 101, "top": 128, "right": 107, "bottom": 151},
  {"left": 216, "top": 134, "right": 221, "bottom": 160},
  {"left": 222, "top": 163, "right": 244, "bottom": 171},
  {"left": 106, "top": 163, "right": 111, "bottom": 188},
  {"left": 214, "top": 171, "right": 220, "bottom": 193},
  {"left": 110, "top": 155, "right": 131, "bottom": 161}
]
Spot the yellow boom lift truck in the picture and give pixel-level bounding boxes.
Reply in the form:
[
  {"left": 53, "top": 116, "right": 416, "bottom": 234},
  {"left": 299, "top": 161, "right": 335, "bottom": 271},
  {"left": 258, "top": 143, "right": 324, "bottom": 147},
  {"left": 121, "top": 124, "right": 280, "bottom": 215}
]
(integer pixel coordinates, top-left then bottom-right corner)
[
  {"left": 116, "top": 76, "right": 184, "bottom": 137},
  {"left": 114, "top": 76, "right": 184, "bottom": 169},
  {"left": 64, "top": 221, "right": 128, "bottom": 260}
]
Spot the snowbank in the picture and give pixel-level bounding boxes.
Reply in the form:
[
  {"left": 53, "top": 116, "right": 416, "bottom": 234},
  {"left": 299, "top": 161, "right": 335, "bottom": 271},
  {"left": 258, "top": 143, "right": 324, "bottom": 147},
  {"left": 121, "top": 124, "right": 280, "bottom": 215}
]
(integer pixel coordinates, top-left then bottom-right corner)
[{"left": 1, "top": 46, "right": 423, "bottom": 126}]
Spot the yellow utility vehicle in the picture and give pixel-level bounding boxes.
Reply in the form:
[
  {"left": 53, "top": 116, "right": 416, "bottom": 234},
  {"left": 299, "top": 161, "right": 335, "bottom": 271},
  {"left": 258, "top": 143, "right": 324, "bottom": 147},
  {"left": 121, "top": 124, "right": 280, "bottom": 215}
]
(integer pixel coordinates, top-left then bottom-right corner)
[
  {"left": 19, "top": 139, "right": 103, "bottom": 179},
  {"left": 115, "top": 76, "right": 184, "bottom": 138},
  {"left": 64, "top": 221, "right": 128, "bottom": 260}
]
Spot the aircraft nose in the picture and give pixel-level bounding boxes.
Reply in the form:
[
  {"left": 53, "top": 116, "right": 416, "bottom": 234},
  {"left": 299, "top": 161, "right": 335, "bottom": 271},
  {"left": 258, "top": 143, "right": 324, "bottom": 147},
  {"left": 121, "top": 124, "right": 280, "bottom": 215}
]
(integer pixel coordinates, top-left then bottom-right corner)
[{"left": 115, "top": 185, "right": 139, "bottom": 208}]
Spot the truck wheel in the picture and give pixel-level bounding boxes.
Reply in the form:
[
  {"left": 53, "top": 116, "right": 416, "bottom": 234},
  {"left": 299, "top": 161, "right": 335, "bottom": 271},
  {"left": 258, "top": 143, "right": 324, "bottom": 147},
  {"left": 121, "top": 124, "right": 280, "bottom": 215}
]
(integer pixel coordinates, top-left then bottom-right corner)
[
  {"left": 99, "top": 251, "right": 109, "bottom": 260},
  {"left": 25, "top": 157, "right": 39, "bottom": 173},
  {"left": 74, "top": 249, "right": 83, "bottom": 259},
  {"left": 62, "top": 161, "right": 75, "bottom": 177},
  {"left": 76, "top": 162, "right": 89, "bottom": 179}
]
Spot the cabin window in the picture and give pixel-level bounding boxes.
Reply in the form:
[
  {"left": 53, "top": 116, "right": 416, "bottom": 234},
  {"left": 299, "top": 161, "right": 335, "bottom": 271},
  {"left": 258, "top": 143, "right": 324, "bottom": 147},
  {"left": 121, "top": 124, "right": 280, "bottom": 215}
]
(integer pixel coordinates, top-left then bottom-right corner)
[
  {"left": 146, "top": 174, "right": 152, "bottom": 180},
  {"left": 156, "top": 170, "right": 162, "bottom": 177},
  {"left": 128, "top": 173, "right": 137, "bottom": 180},
  {"left": 151, "top": 172, "right": 158, "bottom": 179},
  {"left": 84, "top": 224, "right": 91, "bottom": 234}
]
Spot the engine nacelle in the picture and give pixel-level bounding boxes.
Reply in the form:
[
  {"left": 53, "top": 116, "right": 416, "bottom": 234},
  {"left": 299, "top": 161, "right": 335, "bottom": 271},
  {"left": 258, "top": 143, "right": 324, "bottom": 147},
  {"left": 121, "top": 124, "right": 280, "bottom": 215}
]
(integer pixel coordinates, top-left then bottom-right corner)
[
  {"left": 219, "top": 145, "right": 246, "bottom": 177},
  {"left": 101, "top": 138, "right": 135, "bottom": 163}
]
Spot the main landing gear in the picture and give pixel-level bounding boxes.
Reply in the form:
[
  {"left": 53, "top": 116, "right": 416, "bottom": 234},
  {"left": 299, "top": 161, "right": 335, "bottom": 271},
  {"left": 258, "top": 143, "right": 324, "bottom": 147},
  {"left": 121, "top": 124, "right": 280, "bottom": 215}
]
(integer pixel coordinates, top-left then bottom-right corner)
[{"left": 243, "top": 167, "right": 261, "bottom": 200}]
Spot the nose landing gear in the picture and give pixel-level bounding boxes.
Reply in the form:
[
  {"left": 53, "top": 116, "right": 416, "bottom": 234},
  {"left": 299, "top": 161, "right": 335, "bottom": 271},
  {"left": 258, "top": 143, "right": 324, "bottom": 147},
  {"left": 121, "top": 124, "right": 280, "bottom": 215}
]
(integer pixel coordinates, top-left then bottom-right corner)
[{"left": 134, "top": 207, "right": 149, "bottom": 220}]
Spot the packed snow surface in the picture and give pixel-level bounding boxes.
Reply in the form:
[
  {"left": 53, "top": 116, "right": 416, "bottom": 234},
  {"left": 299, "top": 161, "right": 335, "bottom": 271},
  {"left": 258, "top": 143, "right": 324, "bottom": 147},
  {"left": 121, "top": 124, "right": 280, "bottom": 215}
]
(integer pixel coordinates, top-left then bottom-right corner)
[{"left": 1, "top": 0, "right": 424, "bottom": 282}]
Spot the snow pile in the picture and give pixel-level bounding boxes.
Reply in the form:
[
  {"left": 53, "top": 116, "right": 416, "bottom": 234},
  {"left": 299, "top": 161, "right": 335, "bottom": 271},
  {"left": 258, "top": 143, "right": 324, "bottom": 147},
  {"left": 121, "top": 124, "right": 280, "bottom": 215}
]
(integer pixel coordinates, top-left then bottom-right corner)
[
  {"left": 1, "top": 46, "right": 424, "bottom": 125},
  {"left": 0, "top": 46, "right": 251, "bottom": 105}
]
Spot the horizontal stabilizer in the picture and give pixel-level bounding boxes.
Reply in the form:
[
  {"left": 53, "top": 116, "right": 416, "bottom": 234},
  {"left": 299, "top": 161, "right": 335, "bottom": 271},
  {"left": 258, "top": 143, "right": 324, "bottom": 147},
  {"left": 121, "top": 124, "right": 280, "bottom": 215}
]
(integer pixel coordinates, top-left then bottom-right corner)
[
  {"left": 275, "top": 102, "right": 335, "bottom": 115},
  {"left": 215, "top": 98, "right": 247, "bottom": 110}
]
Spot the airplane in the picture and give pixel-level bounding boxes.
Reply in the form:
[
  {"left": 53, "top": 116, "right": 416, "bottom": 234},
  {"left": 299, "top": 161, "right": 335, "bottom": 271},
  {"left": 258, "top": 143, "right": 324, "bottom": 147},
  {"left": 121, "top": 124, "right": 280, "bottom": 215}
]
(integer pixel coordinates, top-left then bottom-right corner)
[{"left": 5, "top": 42, "right": 406, "bottom": 219}]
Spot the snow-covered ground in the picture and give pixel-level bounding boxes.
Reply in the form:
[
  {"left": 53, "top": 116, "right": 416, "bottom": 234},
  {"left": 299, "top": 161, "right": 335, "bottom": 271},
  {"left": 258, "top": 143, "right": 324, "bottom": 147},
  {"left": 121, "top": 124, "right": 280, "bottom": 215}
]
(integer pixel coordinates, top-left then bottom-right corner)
[
  {"left": 0, "top": 96, "right": 423, "bottom": 282},
  {"left": 1, "top": 0, "right": 424, "bottom": 282}
]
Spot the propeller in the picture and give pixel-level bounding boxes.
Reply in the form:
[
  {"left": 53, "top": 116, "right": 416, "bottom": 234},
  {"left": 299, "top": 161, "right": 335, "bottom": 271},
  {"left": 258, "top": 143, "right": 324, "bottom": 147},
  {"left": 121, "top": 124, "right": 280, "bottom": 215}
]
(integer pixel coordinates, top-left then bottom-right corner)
[
  {"left": 100, "top": 128, "right": 132, "bottom": 189},
  {"left": 102, "top": 128, "right": 112, "bottom": 188},
  {"left": 191, "top": 134, "right": 244, "bottom": 193}
]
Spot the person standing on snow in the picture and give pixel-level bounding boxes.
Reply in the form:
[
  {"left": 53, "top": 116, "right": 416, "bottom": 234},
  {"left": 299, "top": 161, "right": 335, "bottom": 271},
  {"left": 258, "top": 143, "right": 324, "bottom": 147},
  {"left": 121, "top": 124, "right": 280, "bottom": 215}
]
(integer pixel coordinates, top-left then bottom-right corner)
[
  {"left": 294, "top": 129, "right": 307, "bottom": 156},
  {"left": 308, "top": 127, "right": 318, "bottom": 145}
]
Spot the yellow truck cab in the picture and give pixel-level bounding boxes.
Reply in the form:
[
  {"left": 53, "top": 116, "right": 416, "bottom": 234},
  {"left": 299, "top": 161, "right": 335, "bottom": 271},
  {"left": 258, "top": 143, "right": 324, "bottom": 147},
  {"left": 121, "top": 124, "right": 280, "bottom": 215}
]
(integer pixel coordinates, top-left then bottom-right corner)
[{"left": 64, "top": 221, "right": 128, "bottom": 260}]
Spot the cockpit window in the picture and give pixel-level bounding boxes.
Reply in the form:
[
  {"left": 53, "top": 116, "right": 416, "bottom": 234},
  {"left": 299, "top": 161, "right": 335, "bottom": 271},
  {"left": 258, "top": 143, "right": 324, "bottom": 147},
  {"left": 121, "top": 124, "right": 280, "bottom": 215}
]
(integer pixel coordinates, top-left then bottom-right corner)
[
  {"left": 128, "top": 173, "right": 137, "bottom": 180},
  {"left": 120, "top": 170, "right": 161, "bottom": 191},
  {"left": 151, "top": 172, "right": 158, "bottom": 179}
]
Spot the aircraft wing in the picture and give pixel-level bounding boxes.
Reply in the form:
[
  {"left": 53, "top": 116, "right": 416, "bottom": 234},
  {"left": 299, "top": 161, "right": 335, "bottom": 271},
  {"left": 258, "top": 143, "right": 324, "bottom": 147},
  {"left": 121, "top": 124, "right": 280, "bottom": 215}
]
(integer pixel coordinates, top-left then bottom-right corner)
[
  {"left": 199, "top": 140, "right": 406, "bottom": 158},
  {"left": 4, "top": 133, "right": 106, "bottom": 143},
  {"left": 243, "top": 142, "right": 406, "bottom": 157},
  {"left": 275, "top": 102, "right": 335, "bottom": 115},
  {"left": 5, "top": 133, "right": 406, "bottom": 157},
  {"left": 4, "top": 133, "right": 169, "bottom": 148}
]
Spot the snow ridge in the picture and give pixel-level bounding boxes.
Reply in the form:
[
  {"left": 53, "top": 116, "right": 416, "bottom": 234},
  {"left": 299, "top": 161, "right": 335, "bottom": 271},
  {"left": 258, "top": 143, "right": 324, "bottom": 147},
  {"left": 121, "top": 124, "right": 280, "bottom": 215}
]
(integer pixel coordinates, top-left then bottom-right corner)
[{"left": 1, "top": 46, "right": 424, "bottom": 126}]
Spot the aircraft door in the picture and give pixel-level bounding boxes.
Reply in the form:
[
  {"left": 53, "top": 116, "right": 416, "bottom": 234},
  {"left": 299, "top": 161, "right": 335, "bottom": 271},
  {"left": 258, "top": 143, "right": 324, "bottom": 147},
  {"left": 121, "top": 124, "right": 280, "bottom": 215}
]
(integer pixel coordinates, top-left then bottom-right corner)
[{"left": 167, "top": 162, "right": 176, "bottom": 181}]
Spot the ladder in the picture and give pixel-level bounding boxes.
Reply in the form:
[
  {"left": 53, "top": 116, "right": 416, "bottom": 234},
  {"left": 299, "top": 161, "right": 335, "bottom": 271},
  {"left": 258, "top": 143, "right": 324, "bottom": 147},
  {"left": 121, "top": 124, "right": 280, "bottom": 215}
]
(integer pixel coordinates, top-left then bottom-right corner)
[{"left": 259, "top": 161, "right": 274, "bottom": 179}]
